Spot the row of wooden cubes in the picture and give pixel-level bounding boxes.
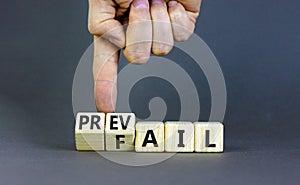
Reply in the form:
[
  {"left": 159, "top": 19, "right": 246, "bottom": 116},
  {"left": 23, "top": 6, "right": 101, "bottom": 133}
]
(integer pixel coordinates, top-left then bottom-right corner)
[{"left": 75, "top": 113, "right": 224, "bottom": 152}]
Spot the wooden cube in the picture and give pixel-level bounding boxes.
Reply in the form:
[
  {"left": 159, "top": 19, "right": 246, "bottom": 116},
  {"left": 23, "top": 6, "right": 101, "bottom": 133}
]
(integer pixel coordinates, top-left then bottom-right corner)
[
  {"left": 135, "top": 122, "right": 164, "bottom": 152},
  {"left": 105, "top": 113, "right": 135, "bottom": 151},
  {"left": 75, "top": 112, "right": 105, "bottom": 151},
  {"left": 165, "top": 122, "right": 194, "bottom": 152},
  {"left": 194, "top": 122, "right": 224, "bottom": 152}
]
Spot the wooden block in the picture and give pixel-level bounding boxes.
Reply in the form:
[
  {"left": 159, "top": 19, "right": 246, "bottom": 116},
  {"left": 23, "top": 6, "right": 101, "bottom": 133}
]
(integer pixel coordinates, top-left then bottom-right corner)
[
  {"left": 135, "top": 122, "right": 164, "bottom": 152},
  {"left": 75, "top": 112, "right": 105, "bottom": 151},
  {"left": 165, "top": 122, "right": 194, "bottom": 152},
  {"left": 105, "top": 113, "right": 135, "bottom": 151},
  {"left": 194, "top": 122, "right": 224, "bottom": 152}
]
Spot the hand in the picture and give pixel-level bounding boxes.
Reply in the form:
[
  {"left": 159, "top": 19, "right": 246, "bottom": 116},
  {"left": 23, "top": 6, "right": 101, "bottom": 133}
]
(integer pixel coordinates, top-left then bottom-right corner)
[{"left": 88, "top": 0, "right": 202, "bottom": 112}]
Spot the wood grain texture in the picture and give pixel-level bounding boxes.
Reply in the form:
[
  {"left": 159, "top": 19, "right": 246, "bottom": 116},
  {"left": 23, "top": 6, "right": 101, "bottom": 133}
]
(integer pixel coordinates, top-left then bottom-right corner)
[
  {"left": 194, "top": 122, "right": 224, "bottom": 152},
  {"left": 135, "top": 122, "right": 164, "bottom": 152},
  {"left": 75, "top": 112, "right": 105, "bottom": 151},
  {"left": 105, "top": 113, "right": 135, "bottom": 151},
  {"left": 165, "top": 122, "right": 194, "bottom": 152}
]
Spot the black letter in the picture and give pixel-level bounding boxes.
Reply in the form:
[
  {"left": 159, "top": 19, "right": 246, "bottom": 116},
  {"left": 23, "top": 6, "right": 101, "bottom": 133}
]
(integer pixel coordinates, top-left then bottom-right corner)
[
  {"left": 119, "top": 115, "right": 131, "bottom": 130},
  {"left": 90, "top": 115, "right": 101, "bottom": 129},
  {"left": 142, "top": 130, "right": 158, "bottom": 147},
  {"left": 110, "top": 115, "right": 118, "bottom": 130},
  {"left": 116, "top": 135, "right": 125, "bottom": 149},
  {"left": 79, "top": 115, "right": 89, "bottom": 130},
  {"left": 177, "top": 130, "right": 185, "bottom": 147},
  {"left": 206, "top": 130, "right": 216, "bottom": 147}
]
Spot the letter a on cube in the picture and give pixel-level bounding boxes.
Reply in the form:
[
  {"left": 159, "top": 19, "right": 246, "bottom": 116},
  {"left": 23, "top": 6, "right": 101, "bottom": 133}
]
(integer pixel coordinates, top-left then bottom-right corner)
[
  {"left": 135, "top": 122, "right": 164, "bottom": 152},
  {"left": 75, "top": 112, "right": 105, "bottom": 151},
  {"left": 105, "top": 113, "right": 136, "bottom": 151}
]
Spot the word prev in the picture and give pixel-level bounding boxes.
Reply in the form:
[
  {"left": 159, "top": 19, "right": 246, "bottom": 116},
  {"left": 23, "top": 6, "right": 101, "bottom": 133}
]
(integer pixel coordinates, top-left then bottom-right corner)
[{"left": 75, "top": 112, "right": 224, "bottom": 152}]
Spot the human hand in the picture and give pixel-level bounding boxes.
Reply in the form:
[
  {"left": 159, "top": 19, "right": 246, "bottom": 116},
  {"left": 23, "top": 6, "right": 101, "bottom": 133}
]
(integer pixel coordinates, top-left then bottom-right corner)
[{"left": 88, "top": 0, "right": 202, "bottom": 112}]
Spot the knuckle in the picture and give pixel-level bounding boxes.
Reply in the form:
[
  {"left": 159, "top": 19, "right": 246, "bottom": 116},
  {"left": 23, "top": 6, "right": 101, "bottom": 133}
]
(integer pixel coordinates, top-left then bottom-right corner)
[
  {"left": 174, "top": 33, "right": 190, "bottom": 42},
  {"left": 130, "top": 53, "right": 150, "bottom": 64},
  {"left": 88, "top": 22, "right": 98, "bottom": 35},
  {"left": 174, "top": 26, "right": 193, "bottom": 42}
]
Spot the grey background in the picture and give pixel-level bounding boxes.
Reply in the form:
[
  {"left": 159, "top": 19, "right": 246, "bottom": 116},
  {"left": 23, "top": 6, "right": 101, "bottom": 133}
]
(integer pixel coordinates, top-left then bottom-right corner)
[{"left": 0, "top": 0, "right": 299, "bottom": 184}]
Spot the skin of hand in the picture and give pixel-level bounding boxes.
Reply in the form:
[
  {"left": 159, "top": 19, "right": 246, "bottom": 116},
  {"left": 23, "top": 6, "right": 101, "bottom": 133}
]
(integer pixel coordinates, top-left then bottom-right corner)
[{"left": 88, "top": 0, "right": 202, "bottom": 113}]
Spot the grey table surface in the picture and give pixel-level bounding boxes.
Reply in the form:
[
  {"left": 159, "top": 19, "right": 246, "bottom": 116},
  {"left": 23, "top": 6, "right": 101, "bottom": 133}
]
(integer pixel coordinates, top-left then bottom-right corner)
[{"left": 0, "top": 0, "right": 299, "bottom": 184}]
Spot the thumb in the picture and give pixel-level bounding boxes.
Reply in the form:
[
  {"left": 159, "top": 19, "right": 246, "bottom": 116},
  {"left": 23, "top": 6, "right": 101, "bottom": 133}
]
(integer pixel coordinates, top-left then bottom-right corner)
[{"left": 93, "top": 36, "right": 119, "bottom": 113}]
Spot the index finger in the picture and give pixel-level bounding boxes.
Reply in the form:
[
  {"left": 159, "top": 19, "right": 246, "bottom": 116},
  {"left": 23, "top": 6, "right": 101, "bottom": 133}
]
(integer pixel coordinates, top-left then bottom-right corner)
[{"left": 93, "top": 36, "right": 120, "bottom": 113}]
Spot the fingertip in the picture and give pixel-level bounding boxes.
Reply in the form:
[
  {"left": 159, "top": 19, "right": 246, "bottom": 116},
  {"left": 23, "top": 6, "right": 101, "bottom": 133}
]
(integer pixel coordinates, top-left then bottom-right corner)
[
  {"left": 123, "top": 50, "right": 150, "bottom": 64},
  {"left": 173, "top": 25, "right": 193, "bottom": 42},
  {"left": 152, "top": 43, "right": 173, "bottom": 56}
]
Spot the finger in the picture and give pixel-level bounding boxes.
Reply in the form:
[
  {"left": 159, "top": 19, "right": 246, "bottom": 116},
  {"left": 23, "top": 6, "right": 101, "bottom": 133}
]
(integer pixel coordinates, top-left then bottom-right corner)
[
  {"left": 168, "top": 1, "right": 199, "bottom": 41},
  {"left": 115, "top": 0, "right": 133, "bottom": 18},
  {"left": 93, "top": 36, "right": 119, "bottom": 113},
  {"left": 88, "top": 0, "right": 125, "bottom": 48},
  {"left": 123, "top": 0, "right": 152, "bottom": 64},
  {"left": 150, "top": 0, "right": 173, "bottom": 56},
  {"left": 175, "top": 0, "right": 201, "bottom": 25}
]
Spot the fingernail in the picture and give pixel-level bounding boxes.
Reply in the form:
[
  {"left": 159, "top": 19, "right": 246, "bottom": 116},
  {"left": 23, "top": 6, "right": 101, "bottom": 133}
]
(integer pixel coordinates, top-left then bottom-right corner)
[
  {"left": 168, "top": 1, "right": 177, "bottom": 7},
  {"left": 133, "top": 0, "right": 149, "bottom": 8},
  {"left": 152, "top": 0, "right": 163, "bottom": 5}
]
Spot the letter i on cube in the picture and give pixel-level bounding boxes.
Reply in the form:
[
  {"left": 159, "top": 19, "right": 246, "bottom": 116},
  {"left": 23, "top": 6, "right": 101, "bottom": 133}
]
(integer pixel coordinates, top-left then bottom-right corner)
[{"left": 164, "top": 122, "right": 194, "bottom": 152}]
